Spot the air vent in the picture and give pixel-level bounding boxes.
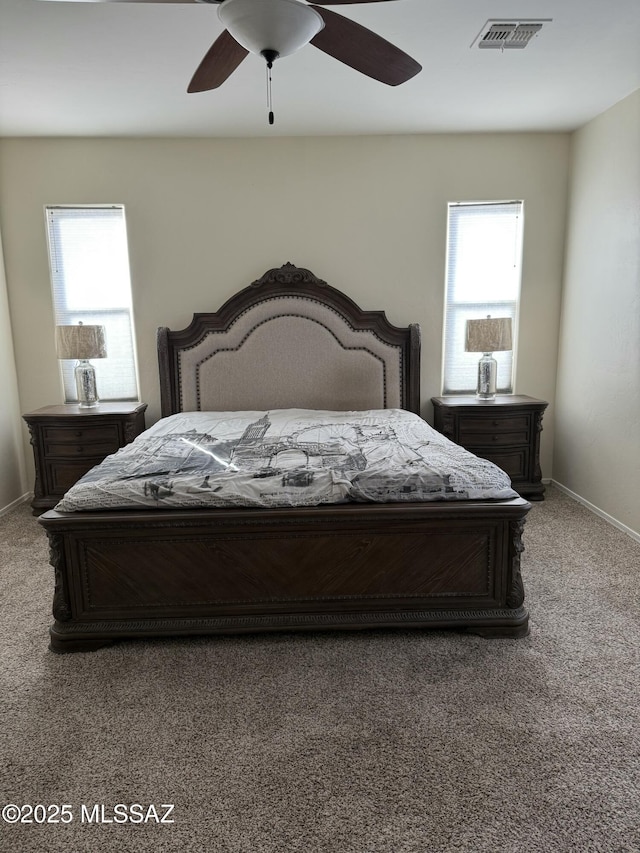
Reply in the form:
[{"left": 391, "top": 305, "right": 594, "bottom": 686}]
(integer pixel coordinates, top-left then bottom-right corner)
[{"left": 473, "top": 20, "right": 548, "bottom": 50}]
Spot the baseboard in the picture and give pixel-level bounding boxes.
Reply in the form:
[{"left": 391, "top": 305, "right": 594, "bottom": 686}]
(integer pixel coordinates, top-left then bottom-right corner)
[
  {"left": 0, "top": 492, "right": 31, "bottom": 518},
  {"left": 551, "top": 480, "right": 640, "bottom": 545}
]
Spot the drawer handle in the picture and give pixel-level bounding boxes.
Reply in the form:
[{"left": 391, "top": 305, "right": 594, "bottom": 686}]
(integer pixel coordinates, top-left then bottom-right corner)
[
  {"left": 76, "top": 446, "right": 84, "bottom": 453},
  {"left": 492, "top": 420, "right": 499, "bottom": 427},
  {"left": 75, "top": 430, "right": 83, "bottom": 437}
]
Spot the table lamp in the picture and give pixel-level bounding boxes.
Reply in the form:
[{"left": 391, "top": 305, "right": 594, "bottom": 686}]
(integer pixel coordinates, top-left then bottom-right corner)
[
  {"left": 465, "top": 316, "right": 512, "bottom": 400},
  {"left": 55, "top": 322, "right": 107, "bottom": 408}
]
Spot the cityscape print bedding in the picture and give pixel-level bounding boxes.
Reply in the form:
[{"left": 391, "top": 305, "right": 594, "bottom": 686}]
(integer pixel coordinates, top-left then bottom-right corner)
[{"left": 55, "top": 408, "right": 519, "bottom": 511}]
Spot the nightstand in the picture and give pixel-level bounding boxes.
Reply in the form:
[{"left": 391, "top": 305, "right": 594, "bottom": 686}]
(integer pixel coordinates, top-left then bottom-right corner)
[
  {"left": 431, "top": 395, "right": 548, "bottom": 500},
  {"left": 23, "top": 402, "right": 147, "bottom": 514}
]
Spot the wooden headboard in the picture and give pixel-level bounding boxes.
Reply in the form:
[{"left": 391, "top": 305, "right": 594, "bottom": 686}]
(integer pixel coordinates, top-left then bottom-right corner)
[{"left": 157, "top": 263, "right": 421, "bottom": 418}]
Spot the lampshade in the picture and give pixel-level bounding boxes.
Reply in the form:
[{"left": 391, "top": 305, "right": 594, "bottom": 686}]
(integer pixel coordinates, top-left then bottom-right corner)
[
  {"left": 55, "top": 324, "right": 107, "bottom": 360},
  {"left": 465, "top": 317, "right": 513, "bottom": 353},
  {"left": 219, "top": 0, "right": 325, "bottom": 58}
]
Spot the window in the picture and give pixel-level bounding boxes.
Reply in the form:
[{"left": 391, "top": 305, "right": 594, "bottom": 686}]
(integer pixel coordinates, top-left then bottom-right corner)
[
  {"left": 442, "top": 201, "right": 523, "bottom": 395},
  {"left": 45, "top": 205, "right": 139, "bottom": 402}
]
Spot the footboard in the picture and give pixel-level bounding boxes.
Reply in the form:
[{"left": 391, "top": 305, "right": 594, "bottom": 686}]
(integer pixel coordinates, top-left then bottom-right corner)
[{"left": 39, "top": 499, "right": 530, "bottom": 652}]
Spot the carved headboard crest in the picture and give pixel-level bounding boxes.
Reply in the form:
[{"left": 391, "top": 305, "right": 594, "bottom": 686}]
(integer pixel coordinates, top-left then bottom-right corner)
[{"left": 250, "top": 262, "right": 327, "bottom": 288}]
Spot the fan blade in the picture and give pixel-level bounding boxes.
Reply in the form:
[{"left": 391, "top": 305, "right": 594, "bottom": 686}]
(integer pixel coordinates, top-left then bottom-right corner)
[
  {"left": 310, "top": 6, "right": 421, "bottom": 86},
  {"left": 188, "top": 30, "right": 249, "bottom": 92},
  {"left": 37, "top": 0, "right": 206, "bottom": 4}
]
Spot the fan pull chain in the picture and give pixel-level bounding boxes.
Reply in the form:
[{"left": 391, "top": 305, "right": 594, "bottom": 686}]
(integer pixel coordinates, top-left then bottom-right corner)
[
  {"left": 266, "top": 59, "right": 274, "bottom": 125},
  {"left": 261, "top": 50, "right": 278, "bottom": 126}
]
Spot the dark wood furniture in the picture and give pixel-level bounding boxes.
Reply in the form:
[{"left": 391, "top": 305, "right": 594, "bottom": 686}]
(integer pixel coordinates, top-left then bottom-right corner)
[
  {"left": 38, "top": 263, "right": 530, "bottom": 653},
  {"left": 23, "top": 403, "right": 147, "bottom": 514},
  {"left": 431, "top": 395, "right": 548, "bottom": 500}
]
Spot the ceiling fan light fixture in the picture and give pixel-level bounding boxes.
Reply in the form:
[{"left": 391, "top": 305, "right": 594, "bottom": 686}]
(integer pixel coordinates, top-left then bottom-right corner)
[{"left": 218, "top": 0, "right": 325, "bottom": 59}]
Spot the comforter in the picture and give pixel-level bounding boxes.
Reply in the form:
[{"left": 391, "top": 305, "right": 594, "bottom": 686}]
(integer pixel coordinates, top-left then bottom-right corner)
[{"left": 55, "top": 408, "right": 519, "bottom": 511}]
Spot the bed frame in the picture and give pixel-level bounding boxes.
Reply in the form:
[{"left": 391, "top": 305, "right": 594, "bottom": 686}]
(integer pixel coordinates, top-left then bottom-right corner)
[{"left": 39, "top": 263, "right": 530, "bottom": 652}]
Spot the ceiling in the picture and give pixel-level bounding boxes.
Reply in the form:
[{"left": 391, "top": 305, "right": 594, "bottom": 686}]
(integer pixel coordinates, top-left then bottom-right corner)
[{"left": 1, "top": 0, "right": 639, "bottom": 138}]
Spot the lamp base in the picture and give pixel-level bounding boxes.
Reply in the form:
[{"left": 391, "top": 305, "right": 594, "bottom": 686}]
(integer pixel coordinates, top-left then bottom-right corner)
[
  {"left": 476, "top": 353, "right": 497, "bottom": 400},
  {"left": 75, "top": 359, "right": 99, "bottom": 408}
]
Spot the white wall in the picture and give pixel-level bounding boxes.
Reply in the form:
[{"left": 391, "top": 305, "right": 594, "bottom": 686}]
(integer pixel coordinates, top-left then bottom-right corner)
[
  {"left": 0, "top": 133, "right": 570, "bottom": 490},
  {"left": 0, "top": 230, "right": 28, "bottom": 512},
  {"left": 554, "top": 90, "right": 640, "bottom": 536}
]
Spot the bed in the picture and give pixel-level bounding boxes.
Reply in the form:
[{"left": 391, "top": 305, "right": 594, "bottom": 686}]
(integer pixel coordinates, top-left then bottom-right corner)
[{"left": 38, "top": 262, "right": 530, "bottom": 653}]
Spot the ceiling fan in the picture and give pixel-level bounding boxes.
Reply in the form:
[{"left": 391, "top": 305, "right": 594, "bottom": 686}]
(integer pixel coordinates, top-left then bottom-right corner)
[{"left": 41, "top": 0, "right": 422, "bottom": 95}]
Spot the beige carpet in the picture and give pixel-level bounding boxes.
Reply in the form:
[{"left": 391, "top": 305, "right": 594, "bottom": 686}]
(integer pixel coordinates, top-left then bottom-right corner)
[{"left": 1, "top": 486, "right": 639, "bottom": 853}]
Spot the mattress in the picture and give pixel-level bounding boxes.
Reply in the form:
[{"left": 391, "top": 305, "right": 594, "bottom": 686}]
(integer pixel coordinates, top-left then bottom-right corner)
[{"left": 55, "top": 408, "right": 519, "bottom": 511}]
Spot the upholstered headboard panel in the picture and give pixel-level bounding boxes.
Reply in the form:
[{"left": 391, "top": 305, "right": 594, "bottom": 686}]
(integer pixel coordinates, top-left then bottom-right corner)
[{"left": 158, "top": 263, "right": 420, "bottom": 417}]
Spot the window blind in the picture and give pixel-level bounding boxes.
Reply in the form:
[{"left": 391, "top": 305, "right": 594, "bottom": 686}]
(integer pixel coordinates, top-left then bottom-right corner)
[
  {"left": 442, "top": 201, "right": 523, "bottom": 395},
  {"left": 45, "top": 206, "right": 139, "bottom": 402}
]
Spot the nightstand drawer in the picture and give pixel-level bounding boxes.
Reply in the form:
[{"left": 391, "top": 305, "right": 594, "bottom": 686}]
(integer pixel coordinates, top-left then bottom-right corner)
[
  {"left": 45, "top": 441, "right": 120, "bottom": 457},
  {"left": 42, "top": 424, "right": 120, "bottom": 444},
  {"left": 477, "top": 449, "right": 529, "bottom": 480},
  {"left": 460, "top": 429, "right": 530, "bottom": 448},
  {"left": 459, "top": 414, "right": 529, "bottom": 432},
  {"left": 46, "top": 459, "right": 104, "bottom": 496}
]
